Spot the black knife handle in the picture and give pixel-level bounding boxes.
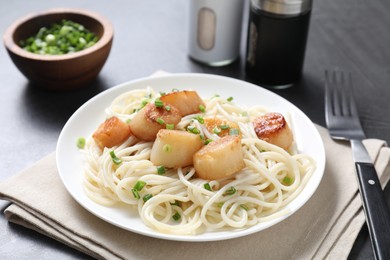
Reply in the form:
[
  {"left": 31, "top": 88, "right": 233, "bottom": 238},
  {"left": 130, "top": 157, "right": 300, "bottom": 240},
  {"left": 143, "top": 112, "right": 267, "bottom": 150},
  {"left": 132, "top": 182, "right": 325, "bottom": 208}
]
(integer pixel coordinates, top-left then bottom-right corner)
[{"left": 355, "top": 162, "right": 390, "bottom": 260}]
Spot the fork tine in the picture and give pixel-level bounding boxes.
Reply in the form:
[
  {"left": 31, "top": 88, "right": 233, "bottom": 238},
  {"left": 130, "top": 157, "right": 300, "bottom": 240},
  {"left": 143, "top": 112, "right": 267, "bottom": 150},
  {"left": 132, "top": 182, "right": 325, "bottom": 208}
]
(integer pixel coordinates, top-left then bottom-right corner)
[{"left": 345, "top": 72, "right": 360, "bottom": 117}]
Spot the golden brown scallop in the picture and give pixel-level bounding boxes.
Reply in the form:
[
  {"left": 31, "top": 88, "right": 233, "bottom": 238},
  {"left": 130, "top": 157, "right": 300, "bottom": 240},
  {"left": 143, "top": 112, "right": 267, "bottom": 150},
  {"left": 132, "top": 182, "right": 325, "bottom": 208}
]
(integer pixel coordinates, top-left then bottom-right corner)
[
  {"left": 92, "top": 116, "right": 132, "bottom": 149},
  {"left": 150, "top": 129, "right": 204, "bottom": 168},
  {"left": 129, "top": 102, "right": 182, "bottom": 141},
  {"left": 253, "top": 112, "right": 293, "bottom": 150},
  {"left": 160, "top": 90, "right": 205, "bottom": 116},
  {"left": 193, "top": 135, "right": 245, "bottom": 180}
]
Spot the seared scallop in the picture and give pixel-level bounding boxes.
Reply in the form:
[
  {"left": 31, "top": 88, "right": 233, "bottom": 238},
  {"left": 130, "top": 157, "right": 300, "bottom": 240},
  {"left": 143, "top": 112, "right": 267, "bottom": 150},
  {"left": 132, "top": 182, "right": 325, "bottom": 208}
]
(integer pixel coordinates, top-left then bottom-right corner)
[
  {"left": 150, "top": 129, "right": 203, "bottom": 168},
  {"left": 92, "top": 116, "right": 132, "bottom": 149},
  {"left": 203, "top": 117, "right": 241, "bottom": 138},
  {"left": 193, "top": 135, "right": 245, "bottom": 180},
  {"left": 130, "top": 103, "right": 182, "bottom": 141},
  {"left": 160, "top": 90, "right": 205, "bottom": 116},
  {"left": 253, "top": 112, "right": 293, "bottom": 150}
]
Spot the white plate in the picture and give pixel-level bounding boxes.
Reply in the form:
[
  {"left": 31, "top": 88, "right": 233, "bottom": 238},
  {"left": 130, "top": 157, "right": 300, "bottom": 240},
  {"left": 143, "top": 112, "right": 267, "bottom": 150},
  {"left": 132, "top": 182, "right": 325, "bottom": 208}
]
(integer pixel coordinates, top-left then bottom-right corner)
[{"left": 57, "top": 73, "right": 325, "bottom": 242}]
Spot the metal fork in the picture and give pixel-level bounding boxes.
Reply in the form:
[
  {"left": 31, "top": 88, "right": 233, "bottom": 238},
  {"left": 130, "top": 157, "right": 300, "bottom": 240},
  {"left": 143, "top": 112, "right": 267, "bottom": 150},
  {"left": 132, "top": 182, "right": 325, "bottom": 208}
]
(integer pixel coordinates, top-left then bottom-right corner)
[{"left": 325, "top": 70, "right": 390, "bottom": 260}]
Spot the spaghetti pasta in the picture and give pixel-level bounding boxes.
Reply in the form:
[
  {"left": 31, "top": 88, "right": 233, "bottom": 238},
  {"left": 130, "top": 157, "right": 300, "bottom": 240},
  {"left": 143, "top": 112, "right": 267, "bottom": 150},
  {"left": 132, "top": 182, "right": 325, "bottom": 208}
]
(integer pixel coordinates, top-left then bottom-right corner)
[{"left": 81, "top": 87, "right": 316, "bottom": 235}]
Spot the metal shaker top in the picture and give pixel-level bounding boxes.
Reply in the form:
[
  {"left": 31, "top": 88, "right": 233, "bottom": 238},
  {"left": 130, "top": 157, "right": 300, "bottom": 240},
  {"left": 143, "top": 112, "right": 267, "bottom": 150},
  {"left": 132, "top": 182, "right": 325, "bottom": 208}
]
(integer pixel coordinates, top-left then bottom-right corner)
[{"left": 251, "top": 0, "right": 312, "bottom": 15}]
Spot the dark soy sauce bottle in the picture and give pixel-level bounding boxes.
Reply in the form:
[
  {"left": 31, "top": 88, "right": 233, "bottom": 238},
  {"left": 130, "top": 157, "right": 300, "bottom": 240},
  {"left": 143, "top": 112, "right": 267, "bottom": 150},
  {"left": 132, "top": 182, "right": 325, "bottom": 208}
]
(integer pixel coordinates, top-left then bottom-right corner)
[{"left": 245, "top": 0, "right": 312, "bottom": 88}]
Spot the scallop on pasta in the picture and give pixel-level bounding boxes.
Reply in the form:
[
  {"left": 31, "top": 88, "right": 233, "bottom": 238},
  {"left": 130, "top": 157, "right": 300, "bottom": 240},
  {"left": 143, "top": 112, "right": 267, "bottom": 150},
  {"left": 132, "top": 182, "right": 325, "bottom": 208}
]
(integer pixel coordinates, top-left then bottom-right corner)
[{"left": 80, "top": 87, "right": 316, "bottom": 235}]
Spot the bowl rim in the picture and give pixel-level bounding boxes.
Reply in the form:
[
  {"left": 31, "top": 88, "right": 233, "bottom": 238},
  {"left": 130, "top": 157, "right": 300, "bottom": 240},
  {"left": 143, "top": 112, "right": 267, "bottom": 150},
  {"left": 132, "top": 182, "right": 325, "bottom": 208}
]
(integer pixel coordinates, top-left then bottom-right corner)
[{"left": 3, "top": 7, "right": 114, "bottom": 61}]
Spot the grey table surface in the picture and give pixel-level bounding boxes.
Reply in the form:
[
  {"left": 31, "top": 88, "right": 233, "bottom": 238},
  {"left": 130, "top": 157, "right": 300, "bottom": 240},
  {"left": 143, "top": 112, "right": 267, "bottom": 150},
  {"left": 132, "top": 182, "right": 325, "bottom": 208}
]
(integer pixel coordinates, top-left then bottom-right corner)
[{"left": 1, "top": 0, "right": 390, "bottom": 259}]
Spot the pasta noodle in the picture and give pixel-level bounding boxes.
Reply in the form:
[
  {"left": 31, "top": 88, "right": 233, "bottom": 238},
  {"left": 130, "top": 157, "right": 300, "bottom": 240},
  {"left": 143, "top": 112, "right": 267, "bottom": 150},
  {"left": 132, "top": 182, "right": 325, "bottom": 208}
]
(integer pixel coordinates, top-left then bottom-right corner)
[{"left": 81, "top": 87, "right": 316, "bottom": 235}]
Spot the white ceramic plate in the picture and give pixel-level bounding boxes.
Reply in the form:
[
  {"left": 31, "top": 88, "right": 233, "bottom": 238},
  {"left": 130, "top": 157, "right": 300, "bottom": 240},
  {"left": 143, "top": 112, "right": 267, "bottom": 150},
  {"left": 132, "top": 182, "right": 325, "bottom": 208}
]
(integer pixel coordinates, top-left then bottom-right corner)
[{"left": 57, "top": 73, "right": 325, "bottom": 242}]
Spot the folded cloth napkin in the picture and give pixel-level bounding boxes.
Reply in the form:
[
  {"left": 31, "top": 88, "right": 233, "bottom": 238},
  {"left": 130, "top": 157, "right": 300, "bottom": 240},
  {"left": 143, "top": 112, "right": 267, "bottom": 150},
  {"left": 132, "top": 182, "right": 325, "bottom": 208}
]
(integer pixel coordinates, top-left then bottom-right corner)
[{"left": 1, "top": 125, "right": 390, "bottom": 260}]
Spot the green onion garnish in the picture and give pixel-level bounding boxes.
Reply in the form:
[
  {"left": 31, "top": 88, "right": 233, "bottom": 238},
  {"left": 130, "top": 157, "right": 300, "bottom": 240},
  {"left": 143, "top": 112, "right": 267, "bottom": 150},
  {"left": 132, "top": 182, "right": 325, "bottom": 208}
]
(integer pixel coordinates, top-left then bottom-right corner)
[
  {"left": 163, "top": 144, "right": 172, "bottom": 153},
  {"left": 156, "top": 118, "right": 165, "bottom": 125},
  {"left": 141, "top": 99, "right": 149, "bottom": 107},
  {"left": 157, "top": 165, "right": 166, "bottom": 175},
  {"left": 19, "top": 19, "right": 99, "bottom": 55},
  {"left": 134, "top": 180, "right": 146, "bottom": 191},
  {"left": 109, "top": 151, "right": 122, "bottom": 165},
  {"left": 166, "top": 123, "right": 175, "bottom": 130},
  {"left": 204, "top": 183, "right": 212, "bottom": 191},
  {"left": 199, "top": 104, "right": 206, "bottom": 113},
  {"left": 194, "top": 116, "right": 204, "bottom": 124},
  {"left": 204, "top": 139, "right": 213, "bottom": 145},
  {"left": 283, "top": 176, "right": 294, "bottom": 185},
  {"left": 187, "top": 126, "right": 200, "bottom": 134},
  {"left": 164, "top": 105, "right": 171, "bottom": 111},
  {"left": 213, "top": 127, "right": 221, "bottom": 134},
  {"left": 217, "top": 202, "right": 224, "bottom": 208},
  {"left": 143, "top": 194, "right": 153, "bottom": 202},
  {"left": 227, "top": 96, "right": 234, "bottom": 102},
  {"left": 224, "top": 186, "right": 237, "bottom": 196},
  {"left": 220, "top": 125, "right": 230, "bottom": 130},
  {"left": 131, "top": 189, "right": 140, "bottom": 199},
  {"left": 172, "top": 212, "right": 181, "bottom": 221},
  {"left": 154, "top": 99, "right": 163, "bottom": 108},
  {"left": 76, "top": 137, "right": 86, "bottom": 149}
]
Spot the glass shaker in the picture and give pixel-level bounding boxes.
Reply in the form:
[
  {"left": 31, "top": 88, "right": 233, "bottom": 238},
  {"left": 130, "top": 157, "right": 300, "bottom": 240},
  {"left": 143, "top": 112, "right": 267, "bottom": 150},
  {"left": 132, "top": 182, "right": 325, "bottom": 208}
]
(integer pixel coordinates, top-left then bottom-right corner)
[
  {"left": 188, "top": 0, "right": 245, "bottom": 66},
  {"left": 245, "top": 0, "right": 313, "bottom": 88}
]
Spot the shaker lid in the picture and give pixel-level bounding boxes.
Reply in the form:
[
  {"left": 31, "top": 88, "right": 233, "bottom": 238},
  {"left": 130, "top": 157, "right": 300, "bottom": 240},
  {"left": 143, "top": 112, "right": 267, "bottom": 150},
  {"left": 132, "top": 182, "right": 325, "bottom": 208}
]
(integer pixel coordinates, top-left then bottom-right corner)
[{"left": 251, "top": 0, "right": 312, "bottom": 15}]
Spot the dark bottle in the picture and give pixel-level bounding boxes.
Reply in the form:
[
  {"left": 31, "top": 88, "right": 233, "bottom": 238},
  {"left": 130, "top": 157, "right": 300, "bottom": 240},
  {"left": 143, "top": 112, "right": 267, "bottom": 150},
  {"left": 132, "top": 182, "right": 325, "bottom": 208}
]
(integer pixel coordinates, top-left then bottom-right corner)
[{"left": 245, "top": 0, "right": 312, "bottom": 88}]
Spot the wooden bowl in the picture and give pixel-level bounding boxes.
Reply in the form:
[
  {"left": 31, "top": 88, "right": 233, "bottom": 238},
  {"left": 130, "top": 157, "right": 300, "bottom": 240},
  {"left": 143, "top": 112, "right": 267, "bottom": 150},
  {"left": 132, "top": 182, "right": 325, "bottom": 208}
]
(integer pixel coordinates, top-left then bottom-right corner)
[{"left": 3, "top": 8, "right": 113, "bottom": 90}]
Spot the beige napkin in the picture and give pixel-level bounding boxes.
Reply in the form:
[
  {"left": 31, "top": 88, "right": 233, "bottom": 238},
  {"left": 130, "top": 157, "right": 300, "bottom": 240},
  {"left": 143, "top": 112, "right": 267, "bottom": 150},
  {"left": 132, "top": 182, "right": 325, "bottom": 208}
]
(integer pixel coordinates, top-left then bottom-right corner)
[{"left": 1, "top": 126, "right": 390, "bottom": 260}]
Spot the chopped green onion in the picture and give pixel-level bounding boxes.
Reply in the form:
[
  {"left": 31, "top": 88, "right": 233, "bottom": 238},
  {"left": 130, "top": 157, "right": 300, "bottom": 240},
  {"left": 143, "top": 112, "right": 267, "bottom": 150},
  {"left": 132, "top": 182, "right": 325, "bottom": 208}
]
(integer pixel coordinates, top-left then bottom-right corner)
[
  {"left": 156, "top": 118, "right": 165, "bottom": 125},
  {"left": 224, "top": 186, "right": 237, "bottom": 196},
  {"left": 240, "top": 204, "right": 249, "bottom": 211},
  {"left": 220, "top": 125, "right": 230, "bottom": 130},
  {"left": 204, "top": 139, "right": 213, "bottom": 145},
  {"left": 143, "top": 194, "right": 153, "bottom": 202},
  {"left": 241, "top": 111, "right": 248, "bottom": 116},
  {"left": 204, "top": 183, "right": 212, "bottom": 191},
  {"left": 166, "top": 123, "right": 175, "bottom": 130},
  {"left": 134, "top": 180, "right": 146, "bottom": 191},
  {"left": 154, "top": 99, "right": 164, "bottom": 108},
  {"left": 110, "top": 151, "right": 122, "bottom": 165},
  {"left": 141, "top": 99, "right": 149, "bottom": 107},
  {"left": 131, "top": 189, "right": 140, "bottom": 199},
  {"left": 76, "top": 137, "right": 86, "bottom": 149},
  {"left": 126, "top": 118, "right": 131, "bottom": 124},
  {"left": 229, "top": 128, "right": 240, "bottom": 136},
  {"left": 227, "top": 96, "right": 234, "bottom": 102},
  {"left": 159, "top": 91, "right": 166, "bottom": 96},
  {"left": 283, "top": 176, "right": 294, "bottom": 185},
  {"left": 163, "top": 144, "right": 172, "bottom": 153},
  {"left": 171, "top": 88, "right": 180, "bottom": 92},
  {"left": 19, "top": 19, "right": 99, "bottom": 55},
  {"left": 217, "top": 202, "right": 224, "bottom": 208},
  {"left": 194, "top": 116, "right": 204, "bottom": 124},
  {"left": 172, "top": 212, "right": 181, "bottom": 221},
  {"left": 157, "top": 165, "right": 166, "bottom": 175},
  {"left": 164, "top": 105, "right": 171, "bottom": 111},
  {"left": 187, "top": 125, "right": 200, "bottom": 134},
  {"left": 213, "top": 127, "right": 221, "bottom": 134},
  {"left": 199, "top": 104, "right": 206, "bottom": 113}
]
